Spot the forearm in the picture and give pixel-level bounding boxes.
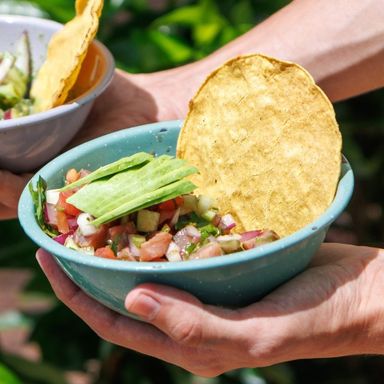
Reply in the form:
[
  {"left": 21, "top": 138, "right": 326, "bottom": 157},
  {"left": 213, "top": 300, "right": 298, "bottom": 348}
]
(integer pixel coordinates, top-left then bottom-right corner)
[{"left": 165, "top": 0, "right": 384, "bottom": 106}]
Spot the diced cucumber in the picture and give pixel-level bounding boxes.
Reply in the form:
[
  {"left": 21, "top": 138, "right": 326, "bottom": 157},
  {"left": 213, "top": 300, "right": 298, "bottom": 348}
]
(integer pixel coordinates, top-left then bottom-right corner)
[
  {"left": 196, "top": 195, "right": 215, "bottom": 215},
  {"left": 0, "top": 63, "right": 28, "bottom": 108},
  {"left": 65, "top": 237, "right": 95, "bottom": 255},
  {"left": 161, "top": 223, "right": 171, "bottom": 233},
  {"left": 201, "top": 209, "right": 217, "bottom": 222},
  {"left": 129, "top": 234, "right": 146, "bottom": 248},
  {"left": 137, "top": 209, "right": 160, "bottom": 232},
  {"left": 216, "top": 235, "right": 242, "bottom": 253},
  {"left": 181, "top": 194, "right": 198, "bottom": 214}
]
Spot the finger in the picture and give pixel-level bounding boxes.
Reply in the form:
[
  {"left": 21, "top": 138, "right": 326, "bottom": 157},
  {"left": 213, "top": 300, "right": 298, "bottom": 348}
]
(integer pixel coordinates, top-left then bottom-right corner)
[
  {"left": 125, "top": 284, "right": 249, "bottom": 351},
  {"left": 0, "top": 170, "right": 32, "bottom": 208},
  {"left": 35, "top": 249, "right": 180, "bottom": 360}
]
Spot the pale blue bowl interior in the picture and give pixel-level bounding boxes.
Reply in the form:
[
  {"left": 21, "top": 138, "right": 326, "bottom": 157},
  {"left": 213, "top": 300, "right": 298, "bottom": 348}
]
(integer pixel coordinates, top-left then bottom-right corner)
[{"left": 18, "top": 120, "right": 354, "bottom": 314}]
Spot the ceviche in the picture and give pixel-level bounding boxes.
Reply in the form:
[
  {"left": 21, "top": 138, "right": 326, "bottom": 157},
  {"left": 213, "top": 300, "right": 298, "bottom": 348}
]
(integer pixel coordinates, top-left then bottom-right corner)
[{"left": 30, "top": 153, "right": 279, "bottom": 262}]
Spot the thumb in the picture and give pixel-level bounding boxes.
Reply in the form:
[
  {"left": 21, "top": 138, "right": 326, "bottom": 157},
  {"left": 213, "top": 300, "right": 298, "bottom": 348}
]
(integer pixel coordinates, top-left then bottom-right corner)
[{"left": 124, "top": 283, "right": 250, "bottom": 350}]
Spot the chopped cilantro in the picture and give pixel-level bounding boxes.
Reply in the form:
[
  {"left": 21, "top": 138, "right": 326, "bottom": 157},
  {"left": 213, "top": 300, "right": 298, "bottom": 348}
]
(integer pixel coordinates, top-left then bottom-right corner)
[{"left": 29, "top": 176, "right": 59, "bottom": 237}]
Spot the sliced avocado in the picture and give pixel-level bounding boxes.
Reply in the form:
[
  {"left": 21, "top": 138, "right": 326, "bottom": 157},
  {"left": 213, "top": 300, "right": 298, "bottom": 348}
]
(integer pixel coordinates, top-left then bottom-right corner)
[
  {"left": 60, "top": 152, "right": 154, "bottom": 191},
  {"left": 0, "top": 52, "right": 15, "bottom": 83},
  {"left": 92, "top": 179, "right": 197, "bottom": 226},
  {"left": 66, "top": 155, "right": 198, "bottom": 226},
  {"left": 9, "top": 99, "right": 34, "bottom": 118},
  {"left": 0, "top": 32, "right": 31, "bottom": 110}
]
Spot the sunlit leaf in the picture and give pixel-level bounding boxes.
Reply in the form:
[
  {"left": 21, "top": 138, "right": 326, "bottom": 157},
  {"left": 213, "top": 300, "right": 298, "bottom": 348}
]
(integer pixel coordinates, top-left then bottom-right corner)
[
  {"left": 0, "top": 363, "right": 22, "bottom": 384},
  {"left": 22, "top": 0, "right": 75, "bottom": 22},
  {"left": 148, "top": 30, "right": 194, "bottom": 62},
  {"left": 193, "top": 22, "right": 222, "bottom": 46},
  {"left": 1, "top": 354, "right": 68, "bottom": 384},
  {"left": 152, "top": 5, "right": 204, "bottom": 27}
]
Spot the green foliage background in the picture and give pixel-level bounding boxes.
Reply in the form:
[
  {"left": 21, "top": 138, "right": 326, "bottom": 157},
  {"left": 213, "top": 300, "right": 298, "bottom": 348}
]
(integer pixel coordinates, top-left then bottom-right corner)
[{"left": 1, "top": 0, "right": 384, "bottom": 383}]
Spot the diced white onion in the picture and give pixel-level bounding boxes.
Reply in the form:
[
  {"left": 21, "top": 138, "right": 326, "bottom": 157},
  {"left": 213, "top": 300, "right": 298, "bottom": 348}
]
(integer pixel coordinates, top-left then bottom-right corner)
[
  {"left": 46, "top": 189, "right": 60, "bottom": 205},
  {"left": 216, "top": 234, "right": 242, "bottom": 253},
  {"left": 185, "top": 225, "right": 201, "bottom": 240},
  {"left": 169, "top": 207, "right": 180, "bottom": 227},
  {"left": 166, "top": 241, "right": 182, "bottom": 262},
  {"left": 217, "top": 234, "right": 242, "bottom": 242},
  {"left": 197, "top": 195, "right": 214, "bottom": 214},
  {"left": 77, "top": 213, "right": 98, "bottom": 236}
]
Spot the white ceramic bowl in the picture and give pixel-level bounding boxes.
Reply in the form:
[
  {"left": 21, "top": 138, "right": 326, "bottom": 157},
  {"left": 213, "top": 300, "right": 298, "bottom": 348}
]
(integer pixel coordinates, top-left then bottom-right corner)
[{"left": 0, "top": 15, "right": 115, "bottom": 173}]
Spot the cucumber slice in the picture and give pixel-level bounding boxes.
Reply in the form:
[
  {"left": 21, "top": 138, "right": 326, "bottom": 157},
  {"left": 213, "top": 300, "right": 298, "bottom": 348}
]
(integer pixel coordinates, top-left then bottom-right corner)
[{"left": 137, "top": 209, "right": 160, "bottom": 232}]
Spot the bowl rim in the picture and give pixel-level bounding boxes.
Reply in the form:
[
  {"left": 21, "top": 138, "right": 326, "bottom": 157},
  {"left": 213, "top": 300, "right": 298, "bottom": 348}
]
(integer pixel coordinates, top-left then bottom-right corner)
[
  {"left": 18, "top": 120, "right": 354, "bottom": 273},
  {"left": 0, "top": 15, "right": 115, "bottom": 131}
]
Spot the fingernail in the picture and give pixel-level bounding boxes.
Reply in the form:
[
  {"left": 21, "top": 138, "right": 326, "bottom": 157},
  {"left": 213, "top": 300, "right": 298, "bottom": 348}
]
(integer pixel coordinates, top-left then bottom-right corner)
[{"left": 126, "top": 293, "right": 160, "bottom": 321}]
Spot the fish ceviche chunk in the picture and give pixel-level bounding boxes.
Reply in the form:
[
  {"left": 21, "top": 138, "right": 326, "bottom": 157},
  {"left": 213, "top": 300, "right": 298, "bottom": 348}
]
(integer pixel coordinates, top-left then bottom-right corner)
[{"left": 29, "top": 153, "right": 279, "bottom": 262}]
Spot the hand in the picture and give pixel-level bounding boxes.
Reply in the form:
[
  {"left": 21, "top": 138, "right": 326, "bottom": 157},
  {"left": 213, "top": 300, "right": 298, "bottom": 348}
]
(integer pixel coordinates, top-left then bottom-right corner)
[
  {"left": 0, "top": 170, "right": 32, "bottom": 220},
  {"left": 0, "top": 65, "right": 196, "bottom": 220},
  {"left": 67, "top": 68, "right": 192, "bottom": 146},
  {"left": 36, "top": 243, "right": 384, "bottom": 377}
]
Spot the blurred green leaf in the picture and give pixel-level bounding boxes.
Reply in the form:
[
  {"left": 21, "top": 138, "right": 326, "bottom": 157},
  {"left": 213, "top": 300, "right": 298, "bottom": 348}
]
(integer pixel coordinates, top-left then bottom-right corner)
[
  {"left": 152, "top": 4, "right": 205, "bottom": 27},
  {"left": 193, "top": 22, "right": 223, "bottom": 46},
  {"left": 228, "top": 0, "right": 254, "bottom": 25},
  {"left": 0, "top": 221, "right": 37, "bottom": 268},
  {"left": 148, "top": 29, "right": 194, "bottom": 62},
  {"left": 1, "top": 354, "right": 68, "bottom": 384},
  {"left": 0, "top": 363, "right": 22, "bottom": 384},
  {"left": 30, "top": 304, "right": 100, "bottom": 370},
  {"left": 23, "top": 0, "right": 75, "bottom": 22}
]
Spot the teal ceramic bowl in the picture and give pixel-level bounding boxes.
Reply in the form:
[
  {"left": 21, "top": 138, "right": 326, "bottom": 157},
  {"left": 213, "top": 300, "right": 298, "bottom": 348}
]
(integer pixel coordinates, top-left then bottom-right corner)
[{"left": 18, "top": 120, "right": 354, "bottom": 315}]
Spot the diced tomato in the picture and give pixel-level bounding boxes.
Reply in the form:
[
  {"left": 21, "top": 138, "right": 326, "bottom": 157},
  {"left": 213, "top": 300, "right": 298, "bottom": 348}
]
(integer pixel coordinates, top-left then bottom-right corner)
[
  {"left": 159, "top": 209, "right": 176, "bottom": 225},
  {"left": 158, "top": 199, "right": 176, "bottom": 211},
  {"left": 139, "top": 232, "right": 172, "bottom": 261},
  {"left": 64, "top": 203, "right": 81, "bottom": 217},
  {"left": 117, "top": 247, "right": 137, "bottom": 261},
  {"left": 108, "top": 225, "right": 126, "bottom": 240},
  {"left": 174, "top": 196, "right": 184, "bottom": 206},
  {"left": 84, "top": 225, "right": 109, "bottom": 249},
  {"left": 189, "top": 242, "right": 223, "bottom": 260},
  {"left": 95, "top": 247, "right": 116, "bottom": 259},
  {"left": 56, "top": 210, "right": 70, "bottom": 234},
  {"left": 57, "top": 191, "right": 82, "bottom": 217},
  {"left": 65, "top": 168, "right": 80, "bottom": 184},
  {"left": 109, "top": 223, "right": 136, "bottom": 241},
  {"left": 108, "top": 225, "right": 126, "bottom": 251}
]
